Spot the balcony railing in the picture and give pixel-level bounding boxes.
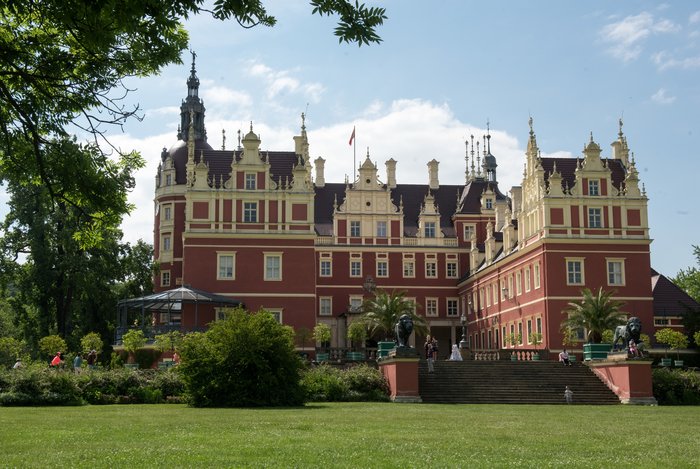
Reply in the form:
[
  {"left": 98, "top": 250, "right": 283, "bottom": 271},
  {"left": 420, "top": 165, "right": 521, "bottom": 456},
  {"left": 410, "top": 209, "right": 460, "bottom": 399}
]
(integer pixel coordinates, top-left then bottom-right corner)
[
  {"left": 318, "top": 347, "right": 378, "bottom": 361},
  {"left": 469, "top": 348, "right": 550, "bottom": 361},
  {"left": 114, "top": 325, "right": 208, "bottom": 346}
]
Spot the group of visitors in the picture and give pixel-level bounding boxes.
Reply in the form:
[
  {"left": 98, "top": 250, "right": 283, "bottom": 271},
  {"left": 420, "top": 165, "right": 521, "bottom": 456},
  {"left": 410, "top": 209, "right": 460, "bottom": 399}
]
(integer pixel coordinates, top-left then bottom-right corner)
[
  {"left": 424, "top": 335, "right": 438, "bottom": 372},
  {"left": 45, "top": 350, "right": 98, "bottom": 373}
]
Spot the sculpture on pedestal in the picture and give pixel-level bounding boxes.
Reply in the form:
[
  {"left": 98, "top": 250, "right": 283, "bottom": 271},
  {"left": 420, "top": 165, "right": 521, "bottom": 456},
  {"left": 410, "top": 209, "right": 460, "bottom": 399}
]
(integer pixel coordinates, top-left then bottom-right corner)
[
  {"left": 394, "top": 313, "right": 414, "bottom": 348},
  {"left": 612, "top": 317, "right": 644, "bottom": 353}
]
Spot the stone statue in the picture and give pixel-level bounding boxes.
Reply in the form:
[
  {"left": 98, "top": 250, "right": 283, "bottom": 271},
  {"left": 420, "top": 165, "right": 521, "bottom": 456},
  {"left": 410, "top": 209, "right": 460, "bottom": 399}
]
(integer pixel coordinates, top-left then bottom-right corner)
[
  {"left": 394, "top": 314, "right": 414, "bottom": 348},
  {"left": 612, "top": 317, "right": 644, "bottom": 353}
]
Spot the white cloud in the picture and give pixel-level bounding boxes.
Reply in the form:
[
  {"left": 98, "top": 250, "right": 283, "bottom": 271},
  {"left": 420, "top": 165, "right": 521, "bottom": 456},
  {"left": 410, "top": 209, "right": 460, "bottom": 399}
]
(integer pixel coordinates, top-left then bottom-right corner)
[
  {"left": 657, "top": 4, "right": 670, "bottom": 11},
  {"left": 651, "top": 50, "right": 700, "bottom": 70},
  {"left": 690, "top": 11, "right": 700, "bottom": 23},
  {"left": 600, "top": 12, "right": 680, "bottom": 62},
  {"left": 245, "top": 60, "right": 325, "bottom": 103},
  {"left": 651, "top": 88, "right": 676, "bottom": 104}
]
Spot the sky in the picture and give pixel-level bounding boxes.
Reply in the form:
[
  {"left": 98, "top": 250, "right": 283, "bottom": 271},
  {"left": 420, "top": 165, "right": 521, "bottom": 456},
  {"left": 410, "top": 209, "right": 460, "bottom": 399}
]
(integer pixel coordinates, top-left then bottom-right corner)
[{"left": 86, "top": 0, "right": 699, "bottom": 277}]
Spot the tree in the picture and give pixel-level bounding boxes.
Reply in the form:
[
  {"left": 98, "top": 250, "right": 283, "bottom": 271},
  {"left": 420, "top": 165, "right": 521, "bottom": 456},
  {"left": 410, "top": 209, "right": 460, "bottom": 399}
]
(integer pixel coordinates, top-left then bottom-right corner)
[
  {"left": 504, "top": 332, "right": 522, "bottom": 348},
  {"left": 178, "top": 307, "right": 306, "bottom": 407},
  {"left": 294, "top": 327, "right": 313, "bottom": 350},
  {"left": 80, "top": 332, "right": 104, "bottom": 356},
  {"left": 679, "top": 305, "right": 700, "bottom": 348},
  {"left": 121, "top": 329, "right": 147, "bottom": 364},
  {"left": 347, "top": 322, "right": 367, "bottom": 351},
  {"left": 671, "top": 245, "right": 700, "bottom": 303},
  {"left": 559, "top": 288, "right": 628, "bottom": 344},
  {"left": 38, "top": 335, "right": 67, "bottom": 360},
  {"left": 356, "top": 289, "right": 427, "bottom": 341},
  {"left": 530, "top": 332, "right": 542, "bottom": 351},
  {"left": 313, "top": 323, "right": 332, "bottom": 346},
  {"left": 0, "top": 1, "right": 386, "bottom": 245},
  {"left": 153, "top": 331, "right": 183, "bottom": 354},
  {"left": 655, "top": 328, "right": 689, "bottom": 361}
]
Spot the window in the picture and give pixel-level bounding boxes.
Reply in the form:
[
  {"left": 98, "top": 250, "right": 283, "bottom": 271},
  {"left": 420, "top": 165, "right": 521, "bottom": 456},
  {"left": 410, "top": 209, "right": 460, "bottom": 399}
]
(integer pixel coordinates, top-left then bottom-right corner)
[
  {"left": 566, "top": 259, "right": 584, "bottom": 285},
  {"left": 350, "top": 221, "right": 361, "bottom": 237},
  {"left": 500, "top": 279, "right": 506, "bottom": 301},
  {"left": 426, "top": 262, "right": 437, "bottom": 278},
  {"left": 447, "top": 262, "right": 457, "bottom": 278},
  {"left": 377, "top": 222, "right": 387, "bottom": 238},
  {"left": 486, "top": 198, "right": 493, "bottom": 209},
  {"left": 166, "top": 174, "right": 172, "bottom": 186},
  {"left": 488, "top": 330, "right": 492, "bottom": 349},
  {"left": 164, "top": 207, "right": 171, "bottom": 220},
  {"left": 516, "top": 271, "right": 522, "bottom": 295},
  {"left": 525, "top": 267, "right": 531, "bottom": 292},
  {"left": 264, "top": 253, "right": 282, "bottom": 280},
  {"left": 163, "top": 236, "right": 171, "bottom": 251},
  {"left": 245, "top": 173, "right": 256, "bottom": 190},
  {"left": 486, "top": 285, "right": 491, "bottom": 307},
  {"left": 351, "top": 261, "right": 362, "bottom": 277},
  {"left": 320, "top": 261, "right": 331, "bottom": 277},
  {"left": 160, "top": 312, "right": 170, "bottom": 323},
  {"left": 425, "top": 222, "right": 436, "bottom": 238},
  {"left": 588, "top": 208, "right": 602, "bottom": 228},
  {"left": 161, "top": 271, "right": 170, "bottom": 287},
  {"left": 575, "top": 328, "right": 585, "bottom": 341},
  {"left": 654, "top": 318, "right": 669, "bottom": 326},
  {"left": 492, "top": 282, "right": 498, "bottom": 304},
  {"left": 377, "top": 261, "right": 388, "bottom": 277},
  {"left": 403, "top": 261, "right": 415, "bottom": 278},
  {"left": 534, "top": 263, "right": 540, "bottom": 289},
  {"left": 447, "top": 300, "right": 458, "bottom": 316},
  {"left": 481, "top": 332, "right": 485, "bottom": 349},
  {"left": 527, "top": 320, "right": 532, "bottom": 344},
  {"left": 244, "top": 202, "right": 257, "bottom": 222},
  {"left": 518, "top": 322, "right": 523, "bottom": 344},
  {"left": 270, "top": 311, "right": 282, "bottom": 323},
  {"left": 479, "top": 289, "right": 484, "bottom": 309},
  {"left": 508, "top": 276, "right": 514, "bottom": 298},
  {"left": 320, "top": 298, "right": 332, "bottom": 316},
  {"left": 537, "top": 317, "right": 542, "bottom": 334},
  {"left": 464, "top": 225, "right": 475, "bottom": 241},
  {"left": 607, "top": 259, "right": 625, "bottom": 286},
  {"left": 349, "top": 297, "right": 363, "bottom": 313},
  {"left": 426, "top": 299, "right": 437, "bottom": 316},
  {"left": 218, "top": 254, "right": 235, "bottom": 279},
  {"left": 588, "top": 180, "right": 599, "bottom": 196}
]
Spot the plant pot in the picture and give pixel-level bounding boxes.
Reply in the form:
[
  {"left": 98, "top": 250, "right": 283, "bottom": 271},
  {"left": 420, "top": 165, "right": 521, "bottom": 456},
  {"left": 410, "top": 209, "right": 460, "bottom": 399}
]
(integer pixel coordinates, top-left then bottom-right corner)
[
  {"left": 583, "top": 343, "right": 611, "bottom": 361},
  {"left": 377, "top": 341, "right": 395, "bottom": 358},
  {"left": 674, "top": 360, "right": 684, "bottom": 367},
  {"left": 532, "top": 353, "right": 540, "bottom": 361},
  {"left": 510, "top": 354, "right": 518, "bottom": 361},
  {"left": 661, "top": 358, "right": 672, "bottom": 366},
  {"left": 569, "top": 355, "right": 576, "bottom": 362}
]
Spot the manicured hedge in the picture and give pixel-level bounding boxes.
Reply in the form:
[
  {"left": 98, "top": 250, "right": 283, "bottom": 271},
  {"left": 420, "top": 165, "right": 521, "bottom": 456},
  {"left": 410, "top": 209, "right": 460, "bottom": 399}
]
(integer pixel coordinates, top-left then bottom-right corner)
[{"left": 301, "top": 363, "right": 390, "bottom": 402}]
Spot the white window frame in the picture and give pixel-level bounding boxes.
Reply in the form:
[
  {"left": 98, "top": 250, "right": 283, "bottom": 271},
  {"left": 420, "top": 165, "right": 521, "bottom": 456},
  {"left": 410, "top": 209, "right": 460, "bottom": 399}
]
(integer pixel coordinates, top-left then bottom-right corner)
[
  {"left": 350, "top": 221, "right": 361, "bottom": 237},
  {"left": 217, "top": 251, "right": 236, "bottom": 280},
  {"left": 425, "top": 222, "right": 436, "bottom": 238},
  {"left": 245, "top": 173, "right": 256, "bottom": 190},
  {"left": 516, "top": 271, "right": 522, "bottom": 296},
  {"left": 566, "top": 257, "right": 585, "bottom": 286},
  {"left": 376, "top": 221, "right": 387, "bottom": 238},
  {"left": 500, "top": 279, "right": 506, "bottom": 301},
  {"left": 654, "top": 318, "right": 669, "bottom": 326},
  {"left": 320, "top": 260, "right": 332, "bottom": 277},
  {"left": 264, "top": 308, "right": 283, "bottom": 324},
  {"left": 463, "top": 224, "right": 475, "bottom": 242},
  {"left": 606, "top": 258, "right": 626, "bottom": 286},
  {"left": 508, "top": 275, "right": 514, "bottom": 298},
  {"left": 377, "top": 261, "right": 388, "bottom": 277},
  {"left": 263, "top": 252, "right": 283, "bottom": 281},
  {"left": 164, "top": 206, "right": 172, "bottom": 221},
  {"left": 166, "top": 174, "right": 172, "bottom": 186},
  {"left": 479, "top": 288, "right": 484, "bottom": 309},
  {"left": 486, "top": 285, "right": 491, "bottom": 307},
  {"left": 349, "top": 295, "right": 363, "bottom": 313},
  {"left": 244, "top": 202, "right": 257, "bottom": 223},
  {"left": 161, "top": 271, "right": 170, "bottom": 287},
  {"left": 320, "top": 297, "right": 332, "bottom": 316},
  {"left": 525, "top": 267, "right": 531, "bottom": 292},
  {"left": 527, "top": 319, "right": 533, "bottom": 344},
  {"left": 403, "top": 261, "right": 415, "bottom": 278},
  {"left": 350, "top": 260, "right": 362, "bottom": 277},
  {"left": 162, "top": 235, "right": 171, "bottom": 251},
  {"left": 425, "top": 261, "right": 437, "bottom": 278},
  {"left": 534, "top": 262, "right": 541, "bottom": 289},
  {"left": 492, "top": 282, "right": 498, "bottom": 304},
  {"left": 485, "top": 198, "right": 493, "bottom": 210},
  {"left": 446, "top": 262, "right": 458, "bottom": 278},
  {"left": 425, "top": 298, "right": 438, "bottom": 317},
  {"left": 536, "top": 316, "right": 542, "bottom": 334},
  {"left": 447, "top": 299, "right": 458, "bottom": 317},
  {"left": 588, "top": 208, "right": 602, "bottom": 228},
  {"left": 588, "top": 179, "right": 599, "bottom": 196}
]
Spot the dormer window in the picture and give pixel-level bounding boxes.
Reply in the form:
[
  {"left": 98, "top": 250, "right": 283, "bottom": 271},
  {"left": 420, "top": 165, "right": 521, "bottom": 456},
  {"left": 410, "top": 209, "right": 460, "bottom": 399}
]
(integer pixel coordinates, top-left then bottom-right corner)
[
  {"left": 425, "top": 222, "right": 436, "bottom": 238},
  {"left": 245, "top": 174, "right": 256, "bottom": 190},
  {"left": 485, "top": 199, "right": 493, "bottom": 209},
  {"left": 589, "top": 180, "right": 599, "bottom": 196},
  {"left": 166, "top": 174, "right": 172, "bottom": 186},
  {"left": 350, "top": 221, "right": 361, "bottom": 237}
]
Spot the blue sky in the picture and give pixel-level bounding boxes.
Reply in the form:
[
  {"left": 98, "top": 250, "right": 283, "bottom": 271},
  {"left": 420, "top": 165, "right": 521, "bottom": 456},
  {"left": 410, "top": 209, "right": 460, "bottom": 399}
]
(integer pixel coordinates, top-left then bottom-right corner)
[{"left": 102, "top": 1, "right": 699, "bottom": 277}]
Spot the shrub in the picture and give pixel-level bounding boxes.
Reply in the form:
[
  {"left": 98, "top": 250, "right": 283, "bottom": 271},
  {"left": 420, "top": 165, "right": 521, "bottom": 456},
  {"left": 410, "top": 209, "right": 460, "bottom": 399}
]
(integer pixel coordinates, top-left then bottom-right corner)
[
  {"left": 38, "top": 335, "right": 68, "bottom": 361},
  {"left": 133, "top": 349, "right": 161, "bottom": 370},
  {"left": 178, "top": 308, "right": 307, "bottom": 407},
  {"left": 343, "top": 363, "right": 389, "bottom": 394},
  {"left": 81, "top": 332, "right": 104, "bottom": 356},
  {"left": 300, "top": 363, "right": 389, "bottom": 402},
  {"left": 652, "top": 367, "right": 700, "bottom": 405}
]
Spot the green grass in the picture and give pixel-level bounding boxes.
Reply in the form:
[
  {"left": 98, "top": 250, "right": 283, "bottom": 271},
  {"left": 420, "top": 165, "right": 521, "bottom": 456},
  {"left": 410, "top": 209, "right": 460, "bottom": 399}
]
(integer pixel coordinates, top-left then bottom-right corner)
[{"left": 1, "top": 403, "right": 699, "bottom": 468}]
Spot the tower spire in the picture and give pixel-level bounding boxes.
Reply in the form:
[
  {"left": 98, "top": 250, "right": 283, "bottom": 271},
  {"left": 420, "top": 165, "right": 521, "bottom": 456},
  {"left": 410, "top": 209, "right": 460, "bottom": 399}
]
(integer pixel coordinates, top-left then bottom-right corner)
[{"left": 177, "top": 50, "right": 207, "bottom": 142}]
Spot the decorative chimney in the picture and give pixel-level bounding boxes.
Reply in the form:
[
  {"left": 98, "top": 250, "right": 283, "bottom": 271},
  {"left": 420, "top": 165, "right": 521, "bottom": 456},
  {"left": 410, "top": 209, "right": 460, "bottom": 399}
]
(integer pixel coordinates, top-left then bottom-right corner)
[
  {"left": 427, "top": 159, "right": 439, "bottom": 190},
  {"left": 315, "top": 157, "right": 326, "bottom": 188},
  {"left": 386, "top": 159, "right": 397, "bottom": 189}
]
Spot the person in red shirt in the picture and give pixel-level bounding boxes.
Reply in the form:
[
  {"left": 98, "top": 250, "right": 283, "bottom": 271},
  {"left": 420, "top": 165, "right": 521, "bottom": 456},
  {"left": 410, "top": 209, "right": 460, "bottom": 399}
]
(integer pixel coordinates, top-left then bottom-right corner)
[{"left": 51, "top": 352, "right": 64, "bottom": 367}]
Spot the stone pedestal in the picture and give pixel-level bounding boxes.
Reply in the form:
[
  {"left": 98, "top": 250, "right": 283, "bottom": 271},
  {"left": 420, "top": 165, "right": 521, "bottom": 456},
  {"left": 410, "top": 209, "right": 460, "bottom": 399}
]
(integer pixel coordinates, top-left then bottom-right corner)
[
  {"left": 459, "top": 347, "right": 472, "bottom": 361},
  {"left": 586, "top": 354, "right": 657, "bottom": 405},
  {"left": 379, "top": 347, "right": 422, "bottom": 403}
]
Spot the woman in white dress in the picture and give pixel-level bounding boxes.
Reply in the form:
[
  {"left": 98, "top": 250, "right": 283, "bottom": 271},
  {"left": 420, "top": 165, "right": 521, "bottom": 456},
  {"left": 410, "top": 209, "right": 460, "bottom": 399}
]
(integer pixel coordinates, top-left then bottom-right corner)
[{"left": 450, "top": 343, "right": 463, "bottom": 361}]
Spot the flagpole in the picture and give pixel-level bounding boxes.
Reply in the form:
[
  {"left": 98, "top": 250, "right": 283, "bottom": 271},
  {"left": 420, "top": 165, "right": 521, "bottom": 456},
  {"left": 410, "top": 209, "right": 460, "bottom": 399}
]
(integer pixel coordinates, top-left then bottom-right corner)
[{"left": 353, "top": 126, "right": 356, "bottom": 185}]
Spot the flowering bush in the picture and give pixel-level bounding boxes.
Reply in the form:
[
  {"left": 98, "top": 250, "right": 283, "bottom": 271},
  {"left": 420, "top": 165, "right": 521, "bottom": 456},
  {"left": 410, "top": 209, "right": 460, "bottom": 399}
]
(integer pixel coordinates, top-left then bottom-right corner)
[{"left": 300, "top": 363, "right": 389, "bottom": 402}]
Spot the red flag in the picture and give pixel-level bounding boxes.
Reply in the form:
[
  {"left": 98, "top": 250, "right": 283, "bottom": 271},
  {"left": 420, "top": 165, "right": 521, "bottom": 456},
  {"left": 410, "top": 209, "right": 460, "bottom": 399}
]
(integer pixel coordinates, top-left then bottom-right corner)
[{"left": 349, "top": 128, "right": 355, "bottom": 146}]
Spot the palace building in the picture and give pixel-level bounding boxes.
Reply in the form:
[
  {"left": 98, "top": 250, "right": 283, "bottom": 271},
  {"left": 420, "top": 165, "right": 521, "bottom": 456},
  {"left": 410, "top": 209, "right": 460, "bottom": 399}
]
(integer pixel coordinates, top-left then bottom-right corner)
[{"left": 149, "top": 59, "right": 680, "bottom": 357}]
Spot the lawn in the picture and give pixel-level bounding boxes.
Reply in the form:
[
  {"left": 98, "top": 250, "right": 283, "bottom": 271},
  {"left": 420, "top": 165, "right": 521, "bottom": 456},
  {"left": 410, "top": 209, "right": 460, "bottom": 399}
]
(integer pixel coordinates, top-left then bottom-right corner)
[{"left": 1, "top": 403, "right": 698, "bottom": 468}]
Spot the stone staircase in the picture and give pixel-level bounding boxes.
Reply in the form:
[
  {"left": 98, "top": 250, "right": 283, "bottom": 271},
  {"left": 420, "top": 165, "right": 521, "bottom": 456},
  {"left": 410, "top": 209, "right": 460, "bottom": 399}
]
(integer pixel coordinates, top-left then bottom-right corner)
[{"left": 418, "top": 360, "right": 620, "bottom": 405}]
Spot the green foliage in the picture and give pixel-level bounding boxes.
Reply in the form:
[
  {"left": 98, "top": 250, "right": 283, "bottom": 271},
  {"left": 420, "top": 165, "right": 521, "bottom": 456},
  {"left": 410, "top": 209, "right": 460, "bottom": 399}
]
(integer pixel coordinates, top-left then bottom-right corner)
[
  {"left": 639, "top": 333, "right": 651, "bottom": 349},
  {"left": 357, "top": 289, "right": 427, "bottom": 340},
  {"left": 652, "top": 367, "right": 700, "bottom": 405},
  {"left": 655, "top": 328, "right": 689, "bottom": 360},
  {"left": 153, "top": 331, "right": 183, "bottom": 353},
  {"left": 346, "top": 321, "right": 367, "bottom": 350},
  {"left": 504, "top": 333, "right": 522, "bottom": 347},
  {"left": 695, "top": 331, "right": 700, "bottom": 349},
  {"left": 313, "top": 323, "right": 331, "bottom": 344},
  {"left": 680, "top": 305, "right": 700, "bottom": 348},
  {"left": 294, "top": 327, "right": 313, "bottom": 348},
  {"left": 38, "top": 335, "right": 67, "bottom": 360},
  {"left": 560, "top": 288, "right": 627, "bottom": 343},
  {"left": 81, "top": 333, "right": 103, "bottom": 356},
  {"left": 133, "top": 349, "right": 162, "bottom": 370},
  {"left": 530, "top": 332, "right": 542, "bottom": 350},
  {"left": 300, "top": 363, "right": 390, "bottom": 402},
  {"left": 562, "top": 329, "right": 579, "bottom": 349},
  {"left": 671, "top": 245, "right": 700, "bottom": 303},
  {"left": 311, "top": 0, "right": 387, "bottom": 46},
  {"left": 110, "top": 351, "right": 128, "bottom": 370},
  {"left": 601, "top": 329, "right": 614, "bottom": 344},
  {"left": 121, "top": 330, "right": 147, "bottom": 356},
  {"left": 178, "top": 307, "right": 306, "bottom": 407},
  {"left": 0, "top": 337, "right": 28, "bottom": 369}
]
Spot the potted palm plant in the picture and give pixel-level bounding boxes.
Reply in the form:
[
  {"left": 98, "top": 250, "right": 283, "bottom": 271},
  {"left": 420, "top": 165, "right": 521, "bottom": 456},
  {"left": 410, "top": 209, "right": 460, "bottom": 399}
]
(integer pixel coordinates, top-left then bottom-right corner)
[
  {"left": 655, "top": 328, "right": 688, "bottom": 366},
  {"left": 356, "top": 289, "right": 428, "bottom": 358},
  {"left": 504, "top": 333, "right": 522, "bottom": 360},
  {"left": 530, "top": 332, "right": 542, "bottom": 360},
  {"left": 560, "top": 288, "right": 627, "bottom": 361}
]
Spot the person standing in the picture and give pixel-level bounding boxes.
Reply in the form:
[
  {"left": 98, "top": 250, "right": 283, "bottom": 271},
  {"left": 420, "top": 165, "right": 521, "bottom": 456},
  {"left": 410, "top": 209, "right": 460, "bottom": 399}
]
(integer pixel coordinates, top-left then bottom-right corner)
[
  {"left": 51, "top": 352, "right": 64, "bottom": 368},
  {"left": 13, "top": 358, "right": 22, "bottom": 369},
  {"left": 565, "top": 386, "right": 574, "bottom": 405},
  {"left": 86, "top": 349, "right": 97, "bottom": 368},
  {"left": 426, "top": 344, "right": 435, "bottom": 373},
  {"left": 74, "top": 352, "right": 83, "bottom": 374},
  {"left": 450, "top": 342, "right": 462, "bottom": 361},
  {"left": 432, "top": 337, "right": 439, "bottom": 361},
  {"left": 424, "top": 335, "right": 432, "bottom": 359}
]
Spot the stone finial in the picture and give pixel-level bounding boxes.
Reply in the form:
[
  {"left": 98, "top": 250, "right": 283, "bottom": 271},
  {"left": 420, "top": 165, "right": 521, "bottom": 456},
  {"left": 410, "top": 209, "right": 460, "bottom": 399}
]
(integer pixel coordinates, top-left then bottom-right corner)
[{"left": 221, "top": 128, "right": 226, "bottom": 151}]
